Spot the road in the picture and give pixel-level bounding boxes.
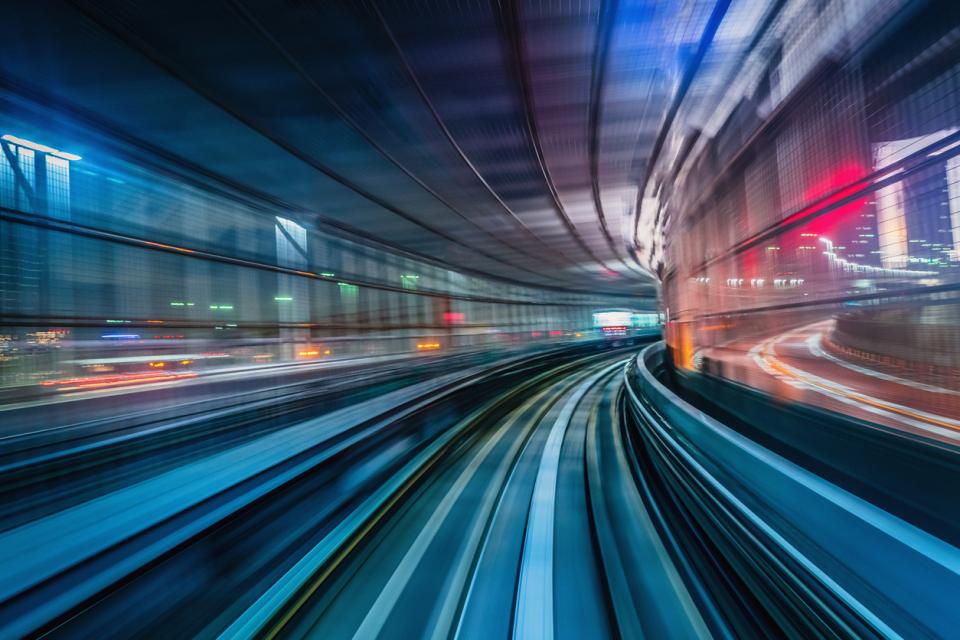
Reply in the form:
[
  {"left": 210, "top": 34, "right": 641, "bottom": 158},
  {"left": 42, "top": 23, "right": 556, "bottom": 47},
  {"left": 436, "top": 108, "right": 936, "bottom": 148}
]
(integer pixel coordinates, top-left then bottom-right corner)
[{"left": 700, "top": 319, "right": 960, "bottom": 444}]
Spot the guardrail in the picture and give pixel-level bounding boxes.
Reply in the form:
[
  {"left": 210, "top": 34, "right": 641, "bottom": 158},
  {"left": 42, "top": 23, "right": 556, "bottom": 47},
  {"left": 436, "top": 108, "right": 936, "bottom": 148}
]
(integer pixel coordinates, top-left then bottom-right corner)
[
  {"left": 674, "top": 361, "right": 960, "bottom": 546},
  {"left": 624, "top": 342, "right": 960, "bottom": 638}
]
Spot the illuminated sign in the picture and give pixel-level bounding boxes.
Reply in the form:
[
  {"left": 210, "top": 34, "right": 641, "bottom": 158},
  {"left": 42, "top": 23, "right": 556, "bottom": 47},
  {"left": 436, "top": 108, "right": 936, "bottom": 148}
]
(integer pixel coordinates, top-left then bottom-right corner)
[{"left": 593, "top": 311, "right": 632, "bottom": 328}]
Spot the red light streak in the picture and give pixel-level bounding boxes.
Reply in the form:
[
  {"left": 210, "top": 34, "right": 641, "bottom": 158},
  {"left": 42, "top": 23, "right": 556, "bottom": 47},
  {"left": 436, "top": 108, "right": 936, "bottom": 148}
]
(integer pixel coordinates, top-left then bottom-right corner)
[
  {"left": 40, "top": 371, "right": 197, "bottom": 391},
  {"left": 729, "top": 164, "right": 871, "bottom": 258}
]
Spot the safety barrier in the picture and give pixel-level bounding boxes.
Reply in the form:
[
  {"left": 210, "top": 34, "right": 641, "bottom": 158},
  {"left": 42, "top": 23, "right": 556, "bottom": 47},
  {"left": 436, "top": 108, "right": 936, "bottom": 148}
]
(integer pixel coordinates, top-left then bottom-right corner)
[{"left": 625, "top": 342, "right": 960, "bottom": 638}]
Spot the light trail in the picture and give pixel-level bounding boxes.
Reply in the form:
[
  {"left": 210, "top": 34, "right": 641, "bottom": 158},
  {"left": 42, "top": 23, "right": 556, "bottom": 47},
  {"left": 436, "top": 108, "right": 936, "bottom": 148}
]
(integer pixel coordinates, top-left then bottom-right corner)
[
  {"left": 750, "top": 328, "right": 960, "bottom": 440},
  {"left": 806, "top": 330, "right": 960, "bottom": 396}
]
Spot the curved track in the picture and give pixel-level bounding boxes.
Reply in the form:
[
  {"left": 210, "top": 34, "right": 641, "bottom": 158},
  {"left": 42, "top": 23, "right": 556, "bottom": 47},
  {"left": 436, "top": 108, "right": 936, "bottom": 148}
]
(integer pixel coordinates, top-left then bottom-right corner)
[
  {"left": 4, "top": 345, "right": 697, "bottom": 639},
  {"left": 256, "top": 352, "right": 704, "bottom": 640},
  {"left": 7, "top": 340, "right": 951, "bottom": 638}
]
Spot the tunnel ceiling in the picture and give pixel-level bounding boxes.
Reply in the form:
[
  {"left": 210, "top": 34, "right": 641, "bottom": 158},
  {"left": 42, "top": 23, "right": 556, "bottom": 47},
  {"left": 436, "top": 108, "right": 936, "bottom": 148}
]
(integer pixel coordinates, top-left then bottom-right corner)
[{"left": 1, "top": 0, "right": 773, "bottom": 297}]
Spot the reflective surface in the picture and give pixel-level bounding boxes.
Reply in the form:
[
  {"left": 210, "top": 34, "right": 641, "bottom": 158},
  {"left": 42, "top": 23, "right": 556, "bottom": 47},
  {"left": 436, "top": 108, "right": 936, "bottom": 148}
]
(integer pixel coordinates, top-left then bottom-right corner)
[{"left": 659, "top": 0, "right": 960, "bottom": 443}]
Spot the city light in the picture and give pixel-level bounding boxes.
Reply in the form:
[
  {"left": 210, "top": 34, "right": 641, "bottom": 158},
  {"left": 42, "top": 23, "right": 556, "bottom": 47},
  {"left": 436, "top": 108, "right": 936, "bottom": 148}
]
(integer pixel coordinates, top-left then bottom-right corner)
[{"left": 4, "top": 2, "right": 960, "bottom": 637}]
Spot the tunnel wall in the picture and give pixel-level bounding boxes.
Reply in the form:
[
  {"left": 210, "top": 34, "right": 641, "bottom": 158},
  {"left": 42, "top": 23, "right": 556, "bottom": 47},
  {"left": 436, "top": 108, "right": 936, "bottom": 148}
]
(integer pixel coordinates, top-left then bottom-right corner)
[{"left": 0, "top": 93, "right": 639, "bottom": 387}]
